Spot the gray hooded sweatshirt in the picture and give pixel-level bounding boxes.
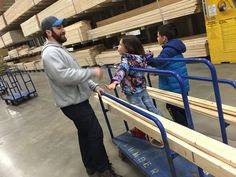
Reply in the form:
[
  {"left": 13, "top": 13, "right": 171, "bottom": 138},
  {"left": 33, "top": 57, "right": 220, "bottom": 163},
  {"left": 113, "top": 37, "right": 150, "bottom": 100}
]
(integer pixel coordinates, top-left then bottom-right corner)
[{"left": 41, "top": 40, "right": 98, "bottom": 107}]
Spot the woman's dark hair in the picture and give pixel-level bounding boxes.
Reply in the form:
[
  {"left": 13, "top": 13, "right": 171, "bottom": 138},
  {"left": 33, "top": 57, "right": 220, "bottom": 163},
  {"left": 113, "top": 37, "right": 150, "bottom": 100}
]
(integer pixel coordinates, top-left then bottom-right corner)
[
  {"left": 121, "top": 35, "right": 145, "bottom": 55},
  {"left": 158, "top": 23, "right": 177, "bottom": 40}
]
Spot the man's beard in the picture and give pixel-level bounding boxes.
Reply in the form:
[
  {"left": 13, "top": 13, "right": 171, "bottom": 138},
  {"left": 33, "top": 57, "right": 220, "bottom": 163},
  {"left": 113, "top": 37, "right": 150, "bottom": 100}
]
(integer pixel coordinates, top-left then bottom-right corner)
[{"left": 52, "top": 30, "right": 67, "bottom": 44}]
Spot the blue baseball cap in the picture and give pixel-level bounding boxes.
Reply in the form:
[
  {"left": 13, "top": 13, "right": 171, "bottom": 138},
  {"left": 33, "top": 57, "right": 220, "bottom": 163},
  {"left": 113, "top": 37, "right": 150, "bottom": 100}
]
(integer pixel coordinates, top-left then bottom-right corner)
[{"left": 41, "top": 16, "right": 65, "bottom": 32}]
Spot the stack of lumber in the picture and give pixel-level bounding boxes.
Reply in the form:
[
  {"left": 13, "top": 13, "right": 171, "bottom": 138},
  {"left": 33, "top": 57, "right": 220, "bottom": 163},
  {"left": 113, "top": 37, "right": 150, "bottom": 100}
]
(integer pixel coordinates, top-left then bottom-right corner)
[
  {"left": 0, "top": 15, "right": 7, "bottom": 31},
  {"left": 21, "top": 15, "right": 40, "bottom": 37},
  {"left": 33, "top": 0, "right": 58, "bottom": 6},
  {"left": 88, "top": 0, "right": 201, "bottom": 40},
  {"left": 2, "top": 30, "right": 25, "bottom": 46},
  {"left": 34, "top": 60, "right": 43, "bottom": 70},
  {"left": 73, "top": 0, "right": 115, "bottom": 14},
  {"left": 0, "top": 48, "right": 7, "bottom": 57},
  {"left": 95, "top": 35, "right": 208, "bottom": 65},
  {"left": 147, "top": 87, "right": 236, "bottom": 126},
  {"left": 0, "top": 59, "right": 9, "bottom": 74},
  {"left": 64, "top": 21, "right": 91, "bottom": 46},
  {"left": 29, "top": 46, "right": 42, "bottom": 55},
  {"left": 18, "top": 48, "right": 30, "bottom": 57},
  {"left": 0, "top": 0, "right": 14, "bottom": 15},
  {"left": 23, "top": 61, "right": 37, "bottom": 71},
  {"left": 95, "top": 50, "right": 120, "bottom": 66},
  {"left": 37, "top": 0, "right": 77, "bottom": 23},
  {"left": 71, "top": 44, "right": 105, "bottom": 66},
  {"left": 144, "top": 34, "right": 209, "bottom": 58},
  {"left": 0, "top": 37, "right": 5, "bottom": 48},
  {"left": 8, "top": 49, "right": 18, "bottom": 58},
  {"left": 98, "top": 94, "right": 236, "bottom": 177},
  {"left": 3, "top": 0, "right": 35, "bottom": 25},
  {"left": 15, "top": 62, "right": 25, "bottom": 71}
]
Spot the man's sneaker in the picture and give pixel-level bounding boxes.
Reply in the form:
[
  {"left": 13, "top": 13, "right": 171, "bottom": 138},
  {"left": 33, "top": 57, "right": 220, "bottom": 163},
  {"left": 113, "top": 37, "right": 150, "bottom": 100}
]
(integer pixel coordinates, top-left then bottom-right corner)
[
  {"left": 98, "top": 167, "right": 122, "bottom": 177},
  {"left": 86, "top": 168, "right": 96, "bottom": 175}
]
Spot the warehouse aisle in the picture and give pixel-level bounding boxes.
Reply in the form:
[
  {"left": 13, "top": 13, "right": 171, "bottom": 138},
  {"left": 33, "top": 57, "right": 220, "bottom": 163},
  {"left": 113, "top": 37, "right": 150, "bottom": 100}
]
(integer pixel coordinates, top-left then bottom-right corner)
[{"left": 0, "top": 63, "right": 235, "bottom": 177}]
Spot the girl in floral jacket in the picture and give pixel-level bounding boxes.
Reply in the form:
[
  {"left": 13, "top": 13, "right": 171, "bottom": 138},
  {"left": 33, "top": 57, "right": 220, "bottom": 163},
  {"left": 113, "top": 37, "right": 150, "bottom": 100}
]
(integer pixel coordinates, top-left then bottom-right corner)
[{"left": 106, "top": 35, "right": 163, "bottom": 147}]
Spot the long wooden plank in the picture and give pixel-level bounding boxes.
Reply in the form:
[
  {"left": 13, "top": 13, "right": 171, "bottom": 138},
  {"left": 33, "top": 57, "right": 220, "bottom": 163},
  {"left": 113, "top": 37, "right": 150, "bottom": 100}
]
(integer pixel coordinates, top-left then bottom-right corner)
[
  {"left": 147, "top": 90, "right": 236, "bottom": 125},
  {"left": 147, "top": 87, "right": 236, "bottom": 116},
  {"left": 100, "top": 95, "right": 236, "bottom": 168},
  {"left": 98, "top": 95, "right": 236, "bottom": 176}
]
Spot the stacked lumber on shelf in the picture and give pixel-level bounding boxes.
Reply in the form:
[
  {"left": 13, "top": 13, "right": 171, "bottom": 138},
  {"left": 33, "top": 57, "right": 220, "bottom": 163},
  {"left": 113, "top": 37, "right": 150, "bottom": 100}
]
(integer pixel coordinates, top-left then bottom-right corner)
[
  {"left": 34, "top": 60, "right": 43, "bottom": 70},
  {"left": 98, "top": 95, "right": 236, "bottom": 177},
  {"left": 29, "top": 46, "right": 42, "bottom": 55},
  {"left": 37, "top": 0, "right": 77, "bottom": 23},
  {"left": 15, "top": 62, "right": 25, "bottom": 71},
  {"left": 95, "top": 35, "right": 208, "bottom": 65},
  {"left": 24, "top": 61, "right": 37, "bottom": 71},
  {"left": 0, "top": 0, "right": 15, "bottom": 15},
  {"left": 147, "top": 87, "right": 236, "bottom": 125},
  {"left": 3, "top": 0, "right": 35, "bottom": 25},
  {"left": 3, "top": 0, "right": 58, "bottom": 27},
  {"left": 0, "top": 15, "right": 7, "bottom": 31},
  {"left": 0, "top": 48, "right": 7, "bottom": 57},
  {"left": 2, "top": 30, "right": 25, "bottom": 46},
  {"left": 21, "top": 15, "right": 40, "bottom": 37},
  {"left": 8, "top": 49, "right": 18, "bottom": 58},
  {"left": 71, "top": 45, "right": 105, "bottom": 66},
  {"left": 95, "top": 50, "right": 120, "bottom": 66},
  {"left": 144, "top": 34, "right": 209, "bottom": 58},
  {"left": 0, "top": 37, "right": 5, "bottom": 48},
  {"left": 88, "top": 0, "right": 201, "bottom": 40},
  {"left": 73, "top": 0, "right": 115, "bottom": 14},
  {"left": 64, "top": 21, "right": 91, "bottom": 46}
]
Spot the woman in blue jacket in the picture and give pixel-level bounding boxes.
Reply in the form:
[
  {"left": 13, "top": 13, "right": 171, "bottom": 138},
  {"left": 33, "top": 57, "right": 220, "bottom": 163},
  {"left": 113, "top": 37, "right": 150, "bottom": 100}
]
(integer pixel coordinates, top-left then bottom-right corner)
[{"left": 147, "top": 23, "right": 190, "bottom": 127}]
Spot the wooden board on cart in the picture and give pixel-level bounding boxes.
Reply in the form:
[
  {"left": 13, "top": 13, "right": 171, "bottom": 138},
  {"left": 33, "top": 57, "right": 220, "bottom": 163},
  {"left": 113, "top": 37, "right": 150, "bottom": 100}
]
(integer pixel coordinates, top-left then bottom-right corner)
[{"left": 98, "top": 95, "right": 236, "bottom": 177}]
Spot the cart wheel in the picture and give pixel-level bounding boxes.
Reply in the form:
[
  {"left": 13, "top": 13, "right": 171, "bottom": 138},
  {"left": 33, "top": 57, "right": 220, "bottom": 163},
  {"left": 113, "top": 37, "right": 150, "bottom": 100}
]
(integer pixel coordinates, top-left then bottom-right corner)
[
  {"left": 34, "top": 93, "right": 38, "bottom": 97},
  {"left": 118, "top": 149, "right": 128, "bottom": 161},
  {"left": 11, "top": 100, "right": 19, "bottom": 106},
  {"left": 5, "top": 100, "right": 9, "bottom": 105}
]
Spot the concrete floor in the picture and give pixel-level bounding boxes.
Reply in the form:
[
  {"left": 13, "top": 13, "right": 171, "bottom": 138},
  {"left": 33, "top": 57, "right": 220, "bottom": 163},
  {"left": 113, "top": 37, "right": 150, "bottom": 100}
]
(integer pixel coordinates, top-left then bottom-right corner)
[{"left": 0, "top": 63, "right": 235, "bottom": 177}]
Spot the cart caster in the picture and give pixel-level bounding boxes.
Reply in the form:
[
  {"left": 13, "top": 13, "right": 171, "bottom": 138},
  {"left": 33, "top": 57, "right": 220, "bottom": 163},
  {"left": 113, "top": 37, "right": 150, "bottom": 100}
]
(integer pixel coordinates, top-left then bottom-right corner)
[
  {"left": 11, "top": 100, "right": 19, "bottom": 106},
  {"left": 118, "top": 149, "right": 128, "bottom": 161},
  {"left": 34, "top": 93, "right": 38, "bottom": 97},
  {"left": 5, "top": 100, "right": 9, "bottom": 105}
]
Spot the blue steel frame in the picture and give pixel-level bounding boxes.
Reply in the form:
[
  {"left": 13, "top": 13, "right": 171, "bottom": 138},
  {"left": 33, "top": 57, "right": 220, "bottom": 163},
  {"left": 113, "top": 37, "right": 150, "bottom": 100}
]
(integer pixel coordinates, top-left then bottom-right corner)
[
  {"left": 146, "top": 57, "right": 236, "bottom": 145},
  {"left": 105, "top": 65, "right": 205, "bottom": 177},
  {"left": 99, "top": 92, "right": 177, "bottom": 177}
]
